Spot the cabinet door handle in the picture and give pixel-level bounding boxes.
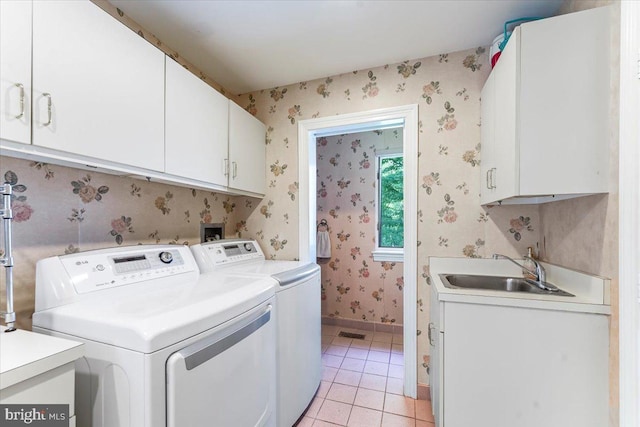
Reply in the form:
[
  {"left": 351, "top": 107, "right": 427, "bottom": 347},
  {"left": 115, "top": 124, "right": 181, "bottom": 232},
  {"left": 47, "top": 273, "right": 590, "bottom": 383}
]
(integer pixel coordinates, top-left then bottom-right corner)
[
  {"left": 14, "top": 83, "right": 25, "bottom": 119},
  {"left": 491, "top": 168, "right": 497, "bottom": 189},
  {"left": 42, "top": 93, "right": 52, "bottom": 126},
  {"left": 232, "top": 161, "right": 237, "bottom": 179},
  {"left": 223, "top": 159, "right": 229, "bottom": 177},
  {"left": 428, "top": 322, "right": 435, "bottom": 346},
  {"left": 486, "top": 170, "right": 492, "bottom": 189}
]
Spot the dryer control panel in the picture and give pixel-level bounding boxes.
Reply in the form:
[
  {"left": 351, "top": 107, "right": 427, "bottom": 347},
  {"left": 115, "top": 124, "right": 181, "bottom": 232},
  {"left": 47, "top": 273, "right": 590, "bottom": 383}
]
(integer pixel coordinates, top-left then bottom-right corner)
[
  {"left": 63, "top": 248, "right": 190, "bottom": 294},
  {"left": 190, "top": 239, "right": 265, "bottom": 272},
  {"left": 35, "top": 245, "right": 200, "bottom": 310}
]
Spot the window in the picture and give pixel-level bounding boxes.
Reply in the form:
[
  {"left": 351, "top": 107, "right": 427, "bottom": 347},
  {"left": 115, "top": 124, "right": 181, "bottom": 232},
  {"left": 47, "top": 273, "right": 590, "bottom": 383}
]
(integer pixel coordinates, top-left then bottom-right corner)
[{"left": 373, "top": 151, "right": 403, "bottom": 261}]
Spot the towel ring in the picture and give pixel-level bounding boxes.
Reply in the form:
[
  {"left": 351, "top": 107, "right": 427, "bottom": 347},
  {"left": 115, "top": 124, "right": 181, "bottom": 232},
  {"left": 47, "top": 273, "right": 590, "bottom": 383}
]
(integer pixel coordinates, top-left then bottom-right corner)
[{"left": 317, "top": 219, "right": 328, "bottom": 231}]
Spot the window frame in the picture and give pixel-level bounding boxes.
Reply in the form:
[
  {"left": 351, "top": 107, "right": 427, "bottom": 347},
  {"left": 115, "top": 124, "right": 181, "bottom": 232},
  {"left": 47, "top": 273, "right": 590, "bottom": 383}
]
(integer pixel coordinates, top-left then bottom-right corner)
[{"left": 372, "top": 149, "right": 404, "bottom": 262}]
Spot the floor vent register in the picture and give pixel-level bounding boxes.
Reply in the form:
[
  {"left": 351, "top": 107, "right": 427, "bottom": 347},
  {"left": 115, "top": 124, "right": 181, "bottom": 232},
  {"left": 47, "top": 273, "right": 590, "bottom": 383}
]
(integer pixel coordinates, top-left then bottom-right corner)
[{"left": 338, "top": 331, "right": 366, "bottom": 340}]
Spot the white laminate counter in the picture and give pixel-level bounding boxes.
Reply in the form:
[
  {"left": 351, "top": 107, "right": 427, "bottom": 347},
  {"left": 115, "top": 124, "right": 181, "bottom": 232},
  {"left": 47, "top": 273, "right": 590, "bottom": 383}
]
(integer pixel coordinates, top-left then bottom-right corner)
[
  {"left": 429, "top": 257, "right": 611, "bottom": 315},
  {"left": 0, "top": 326, "right": 84, "bottom": 391}
]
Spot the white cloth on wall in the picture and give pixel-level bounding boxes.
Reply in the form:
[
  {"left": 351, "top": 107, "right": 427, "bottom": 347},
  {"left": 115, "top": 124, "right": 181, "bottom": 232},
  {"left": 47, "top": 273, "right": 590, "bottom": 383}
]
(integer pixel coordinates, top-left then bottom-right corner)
[{"left": 317, "top": 230, "right": 331, "bottom": 258}]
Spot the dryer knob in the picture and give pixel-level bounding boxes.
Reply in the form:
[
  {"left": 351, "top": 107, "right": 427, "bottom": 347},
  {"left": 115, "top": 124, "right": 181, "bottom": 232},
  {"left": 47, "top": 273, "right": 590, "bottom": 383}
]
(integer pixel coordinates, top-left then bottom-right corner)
[
  {"left": 244, "top": 243, "right": 253, "bottom": 252},
  {"left": 159, "top": 251, "right": 173, "bottom": 264}
]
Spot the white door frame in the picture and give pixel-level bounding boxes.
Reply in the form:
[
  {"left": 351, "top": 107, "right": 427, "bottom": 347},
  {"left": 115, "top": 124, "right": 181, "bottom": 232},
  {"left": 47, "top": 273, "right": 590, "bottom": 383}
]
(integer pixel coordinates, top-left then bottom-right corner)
[
  {"left": 298, "top": 104, "right": 419, "bottom": 398},
  {"left": 618, "top": 1, "right": 639, "bottom": 425}
]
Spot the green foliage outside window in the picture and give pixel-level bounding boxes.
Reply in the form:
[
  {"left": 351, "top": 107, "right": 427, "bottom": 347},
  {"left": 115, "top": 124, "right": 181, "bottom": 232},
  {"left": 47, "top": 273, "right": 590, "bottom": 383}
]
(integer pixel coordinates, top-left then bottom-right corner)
[{"left": 379, "top": 155, "right": 404, "bottom": 248}]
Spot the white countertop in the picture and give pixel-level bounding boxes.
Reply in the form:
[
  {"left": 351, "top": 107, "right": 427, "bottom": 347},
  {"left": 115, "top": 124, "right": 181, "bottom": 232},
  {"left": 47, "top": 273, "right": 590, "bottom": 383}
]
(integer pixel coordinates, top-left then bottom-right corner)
[
  {"left": 0, "top": 326, "right": 84, "bottom": 390},
  {"left": 429, "top": 257, "right": 611, "bottom": 315}
]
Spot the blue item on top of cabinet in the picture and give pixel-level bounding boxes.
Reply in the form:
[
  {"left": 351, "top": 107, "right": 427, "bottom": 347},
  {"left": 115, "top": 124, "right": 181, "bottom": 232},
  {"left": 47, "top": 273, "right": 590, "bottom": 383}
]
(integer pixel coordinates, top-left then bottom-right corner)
[{"left": 498, "top": 17, "right": 542, "bottom": 50}]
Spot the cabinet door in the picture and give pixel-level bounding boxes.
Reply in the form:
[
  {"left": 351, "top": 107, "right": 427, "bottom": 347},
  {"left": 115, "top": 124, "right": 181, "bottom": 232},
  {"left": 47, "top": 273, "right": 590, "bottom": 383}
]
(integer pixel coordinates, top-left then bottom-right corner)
[
  {"left": 228, "top": 101, "right": 266, "bottom": 195},
  {"left": 165, "top": 58, "right": 228, "bottom": 186},
  {"left": 32, "top": 0, "right": 165, "bottom": 171},
  {"left": 443, "top": 302, "right": 608, "bottom": 427},
  {"left": 480, "top": 72, "right": 496, "bottom": 204},
  {"left": 491, "top": 28, "right": 519, "bottom": 202},
  {"left": 0, "top": 0, "right": 31, "bottom": 144},
  {"left": 519, "top": 7, "right": 610, "bottom": 195}
]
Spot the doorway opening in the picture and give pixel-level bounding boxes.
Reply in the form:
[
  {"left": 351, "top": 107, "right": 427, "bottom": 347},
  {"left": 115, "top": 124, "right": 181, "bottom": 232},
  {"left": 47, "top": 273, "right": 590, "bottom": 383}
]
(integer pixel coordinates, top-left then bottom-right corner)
[
  {"left": 316, "top": 127, "right": 403, "bottom": 327},
  {"left": 298, "top": 105, "right": 418, "bottom": 398}
]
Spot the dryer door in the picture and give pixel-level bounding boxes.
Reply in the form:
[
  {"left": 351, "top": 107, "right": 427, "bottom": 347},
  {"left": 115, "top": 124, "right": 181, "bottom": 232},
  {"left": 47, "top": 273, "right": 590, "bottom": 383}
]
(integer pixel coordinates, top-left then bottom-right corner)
[{"left": 166, "top": 298, "right": 276, "bottom": 427}]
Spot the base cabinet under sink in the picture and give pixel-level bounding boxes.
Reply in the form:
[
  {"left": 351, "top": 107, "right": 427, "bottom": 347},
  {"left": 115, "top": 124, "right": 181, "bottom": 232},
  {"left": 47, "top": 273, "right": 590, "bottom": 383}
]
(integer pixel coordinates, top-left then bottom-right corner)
[{"left": 429, "top": 288, "right": 609, "bottom": 427}]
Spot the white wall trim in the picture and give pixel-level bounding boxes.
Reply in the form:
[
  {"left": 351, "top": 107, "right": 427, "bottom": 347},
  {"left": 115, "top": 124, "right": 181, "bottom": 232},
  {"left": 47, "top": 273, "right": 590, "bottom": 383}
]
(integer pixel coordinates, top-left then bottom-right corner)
[
  {"left": 298, "top": 104, "right": 419, "bottom": 398},
  {"left": 618, "top": 1, "right": 639, "bottom": 425},
  {"left": 372, "top": 249, "right": 405, "bottom": 263}
]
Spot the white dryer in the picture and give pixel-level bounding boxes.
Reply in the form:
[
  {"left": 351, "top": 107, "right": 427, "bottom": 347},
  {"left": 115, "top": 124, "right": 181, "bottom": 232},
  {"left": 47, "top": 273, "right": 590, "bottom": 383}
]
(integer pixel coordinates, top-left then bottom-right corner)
[
  {"left": 190, "top": 239, "right": 321, "bottom": 427},
  {"left": 32, "top": 244, "right": 276, "bottom": 427}
]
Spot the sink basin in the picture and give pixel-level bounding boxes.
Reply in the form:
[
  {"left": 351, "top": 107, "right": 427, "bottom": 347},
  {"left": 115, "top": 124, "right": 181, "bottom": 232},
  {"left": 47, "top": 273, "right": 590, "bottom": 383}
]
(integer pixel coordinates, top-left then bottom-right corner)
[{"left": 439, "top": 274, "right": 574, "bottom": 297}]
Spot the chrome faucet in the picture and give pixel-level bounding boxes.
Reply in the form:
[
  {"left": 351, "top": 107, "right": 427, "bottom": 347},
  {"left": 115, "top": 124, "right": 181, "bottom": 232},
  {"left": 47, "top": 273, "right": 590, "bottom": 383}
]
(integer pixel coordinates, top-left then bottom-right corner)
[{"left": 492, "top": 253, "right": 557, "bottom": 292}]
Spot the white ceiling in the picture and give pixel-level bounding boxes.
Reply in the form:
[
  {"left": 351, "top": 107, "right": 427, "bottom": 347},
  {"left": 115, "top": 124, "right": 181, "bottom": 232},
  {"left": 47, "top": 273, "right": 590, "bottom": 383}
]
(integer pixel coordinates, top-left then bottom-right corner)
[{"left": 110, "top": 0, "right": 564, "bottom": 94}]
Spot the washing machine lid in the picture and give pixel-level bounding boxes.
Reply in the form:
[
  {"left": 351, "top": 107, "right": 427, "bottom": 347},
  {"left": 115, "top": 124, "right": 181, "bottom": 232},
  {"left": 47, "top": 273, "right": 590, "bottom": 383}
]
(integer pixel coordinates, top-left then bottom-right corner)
[
  {"left": 33, "top": 273, "right": 275, "bottom": 354},
  {"left": 209, "top": 258, "right": 309, "bottom": 275},
  {"left": 191, "top": 240, "right": 319, "bottom": 285},
  {"left": 216, "top": 261, "right": 319, "bottom": 286}
]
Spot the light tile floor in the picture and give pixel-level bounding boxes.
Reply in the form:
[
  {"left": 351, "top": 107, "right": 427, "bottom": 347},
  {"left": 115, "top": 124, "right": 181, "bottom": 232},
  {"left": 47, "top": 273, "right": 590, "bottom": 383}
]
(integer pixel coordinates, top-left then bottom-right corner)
[{"left": 295, "top": 325, "right": 435, "bottom": 427}]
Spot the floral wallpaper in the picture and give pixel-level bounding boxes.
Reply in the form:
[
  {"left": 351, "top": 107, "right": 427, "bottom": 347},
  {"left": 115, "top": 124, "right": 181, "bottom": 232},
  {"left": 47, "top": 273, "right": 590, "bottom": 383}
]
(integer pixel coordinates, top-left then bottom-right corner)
[
  {"left": 235, "top": 47, "right": 542, "bottom": 385},
  {"left": 0, "top": 157, "right": 256, "bottom": 330},
  {"left": 317, "top": 129, "right": 404, "bottom": 325}
]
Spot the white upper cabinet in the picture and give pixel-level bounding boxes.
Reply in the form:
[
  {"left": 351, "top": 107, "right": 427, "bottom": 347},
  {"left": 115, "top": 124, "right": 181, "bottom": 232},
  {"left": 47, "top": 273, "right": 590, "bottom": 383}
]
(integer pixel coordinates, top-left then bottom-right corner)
[
  {"left": 480, "top": 6, "right": 611, "bottom": 205},
  {"left": 0, "top": 0, "right": 266, "bottom": 197},
  {"left": 228, "top": 101, "right": 266, "bottom": 196},
  {"left": 0, "top": 0, "right": 32, "bottom": 144},
  {"left": 165, "top": 58, "right": 229, "bottom": 187},
  {"left": 32, "top": 0, "right": 165, "bottom": 172}
]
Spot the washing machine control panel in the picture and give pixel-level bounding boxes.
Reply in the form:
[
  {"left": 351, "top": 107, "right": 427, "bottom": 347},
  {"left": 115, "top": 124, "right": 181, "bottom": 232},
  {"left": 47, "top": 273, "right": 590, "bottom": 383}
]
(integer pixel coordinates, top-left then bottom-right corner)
[
  {"left": 197, "top": 239, "right": 265, "bottom": 267},
  {"left": 58, "top": 246, "right": 195, "bottom": 294}
]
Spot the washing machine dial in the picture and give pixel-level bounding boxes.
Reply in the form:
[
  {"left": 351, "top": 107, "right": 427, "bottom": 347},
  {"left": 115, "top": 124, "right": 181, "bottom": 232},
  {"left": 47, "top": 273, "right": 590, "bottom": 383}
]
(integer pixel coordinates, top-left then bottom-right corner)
[
  {"left": 159, "top": 251, "right": 173, "bottom": 264},
  {"left": 244, "top": 243, "right": 253, "bottom": 252}
]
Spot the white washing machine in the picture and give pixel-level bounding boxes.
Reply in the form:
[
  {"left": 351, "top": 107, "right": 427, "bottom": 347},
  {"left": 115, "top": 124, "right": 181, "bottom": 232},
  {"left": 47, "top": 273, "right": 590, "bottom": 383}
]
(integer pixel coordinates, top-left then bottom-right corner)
[
  {"left": 32, "top": 244, "right": 277, "bottom": 427},
  {"left": 190, "top": 239, "right": 321, "bottom": 427}
]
